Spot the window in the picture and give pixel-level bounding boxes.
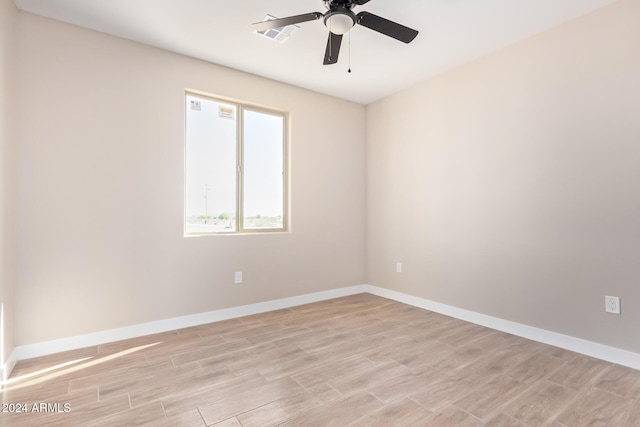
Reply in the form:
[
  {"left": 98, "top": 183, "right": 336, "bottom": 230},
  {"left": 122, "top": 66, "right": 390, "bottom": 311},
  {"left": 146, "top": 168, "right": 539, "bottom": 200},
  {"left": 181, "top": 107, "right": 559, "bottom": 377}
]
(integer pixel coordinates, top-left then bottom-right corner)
[{"left": 184, "top": 92, "right": 287, "bottom": 235}]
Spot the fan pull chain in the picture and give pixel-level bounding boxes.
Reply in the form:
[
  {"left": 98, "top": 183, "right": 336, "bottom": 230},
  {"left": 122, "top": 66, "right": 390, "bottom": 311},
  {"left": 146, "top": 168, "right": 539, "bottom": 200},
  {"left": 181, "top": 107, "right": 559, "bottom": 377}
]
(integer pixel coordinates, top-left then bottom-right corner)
[
  {"left": 348, "top": 30, "right": 352, "bottom": 73},
  {"left": 329, "top": 19, "right": 333, "bottom": 60}
]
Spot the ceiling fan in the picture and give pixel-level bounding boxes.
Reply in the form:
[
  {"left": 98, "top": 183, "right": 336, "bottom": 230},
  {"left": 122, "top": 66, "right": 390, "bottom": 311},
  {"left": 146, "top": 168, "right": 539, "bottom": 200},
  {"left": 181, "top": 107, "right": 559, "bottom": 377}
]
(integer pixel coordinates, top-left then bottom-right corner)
[{"left": 252, "top": 0, "right": 419, "bottom": 65}]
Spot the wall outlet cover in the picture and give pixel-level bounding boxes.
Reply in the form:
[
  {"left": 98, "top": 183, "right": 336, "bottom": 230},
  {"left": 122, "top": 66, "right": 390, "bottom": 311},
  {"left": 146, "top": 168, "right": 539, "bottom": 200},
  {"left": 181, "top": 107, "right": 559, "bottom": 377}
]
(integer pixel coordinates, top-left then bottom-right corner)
[{"left": 605, "top": 296, "right": 621, "bottom": 315}]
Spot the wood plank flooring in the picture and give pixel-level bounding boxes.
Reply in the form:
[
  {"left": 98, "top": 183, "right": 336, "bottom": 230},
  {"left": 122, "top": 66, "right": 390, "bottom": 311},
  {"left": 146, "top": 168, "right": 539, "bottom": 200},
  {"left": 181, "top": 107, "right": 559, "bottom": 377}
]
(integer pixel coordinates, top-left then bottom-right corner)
[{"left": 2, "top": 293, "right": 640, "bottom": 426}]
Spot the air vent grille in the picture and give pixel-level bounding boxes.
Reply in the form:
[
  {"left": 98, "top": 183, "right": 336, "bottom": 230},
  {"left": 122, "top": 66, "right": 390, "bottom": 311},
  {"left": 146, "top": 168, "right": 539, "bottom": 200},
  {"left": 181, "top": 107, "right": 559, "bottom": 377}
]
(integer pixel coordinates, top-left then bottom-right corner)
[{"left": 254, "top": 15, "right": 299, "bottom": 43}]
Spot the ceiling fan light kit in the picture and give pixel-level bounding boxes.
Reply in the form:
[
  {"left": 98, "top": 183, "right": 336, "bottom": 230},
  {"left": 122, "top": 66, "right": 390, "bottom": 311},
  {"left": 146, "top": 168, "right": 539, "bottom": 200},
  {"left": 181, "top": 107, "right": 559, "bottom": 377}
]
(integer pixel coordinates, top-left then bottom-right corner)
[
  {"left": 324, "top": 10, "right": 355, "bottom": 35},
  {"left": 252, "top": 0, "right": 418, "bottom": 65}
]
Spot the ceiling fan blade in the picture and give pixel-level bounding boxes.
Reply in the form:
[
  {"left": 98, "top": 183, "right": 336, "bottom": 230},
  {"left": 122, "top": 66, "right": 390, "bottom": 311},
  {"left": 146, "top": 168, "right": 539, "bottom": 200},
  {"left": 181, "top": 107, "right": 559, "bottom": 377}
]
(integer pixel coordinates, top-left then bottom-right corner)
[
  {"left": 323, "top": 32, "right": 343, "bottom": 65},
  {"left": 356, "top": 11, "right": 418, "bottom": 43},
  {"left": 252, "top": 12, "right": 323, "bottom": 32},
  {"left": 352, "top": 0, "right": 372, "bottom": 4}
]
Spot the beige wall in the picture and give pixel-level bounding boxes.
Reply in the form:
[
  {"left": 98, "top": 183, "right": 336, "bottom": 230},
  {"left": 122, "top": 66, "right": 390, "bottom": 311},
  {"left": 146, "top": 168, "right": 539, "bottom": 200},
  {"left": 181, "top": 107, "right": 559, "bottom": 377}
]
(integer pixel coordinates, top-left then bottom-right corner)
[
  {"left": 367, "top": 0, "right": 640, "bottom": 353},
  {"left": 14, "top": 13, "right": 367, "bottom": 345},
  {"left": 0, "top": 0, "right": 17, "bottom": 370}
]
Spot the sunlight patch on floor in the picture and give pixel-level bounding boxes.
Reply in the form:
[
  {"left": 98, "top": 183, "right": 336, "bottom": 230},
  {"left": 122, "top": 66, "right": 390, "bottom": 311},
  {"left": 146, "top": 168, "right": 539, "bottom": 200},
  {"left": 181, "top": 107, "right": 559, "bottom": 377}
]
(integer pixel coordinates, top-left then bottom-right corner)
[{"left": 1, "top": 342, "right": 161, "bottom": 391}]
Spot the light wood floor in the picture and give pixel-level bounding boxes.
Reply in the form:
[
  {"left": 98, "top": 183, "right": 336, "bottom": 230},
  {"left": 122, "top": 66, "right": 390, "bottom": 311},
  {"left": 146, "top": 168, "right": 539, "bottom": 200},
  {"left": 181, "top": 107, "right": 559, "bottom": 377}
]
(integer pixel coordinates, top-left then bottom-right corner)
[{"left": 2, "top": 294, "right": 640, "bottom": 426}]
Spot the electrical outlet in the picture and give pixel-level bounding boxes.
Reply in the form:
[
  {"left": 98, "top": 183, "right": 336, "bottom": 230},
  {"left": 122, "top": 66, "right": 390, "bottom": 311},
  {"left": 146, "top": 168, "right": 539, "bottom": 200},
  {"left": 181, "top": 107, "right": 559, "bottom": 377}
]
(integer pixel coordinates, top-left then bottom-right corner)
[
  {"left": 605, "top": 296, "right": 621, "bottom": 315},
  {"left": 234, "top": 271, "right": 243, "bottom": 284},
  {"left": 396, "top": 262, "right": 402, "bottom": 273}
]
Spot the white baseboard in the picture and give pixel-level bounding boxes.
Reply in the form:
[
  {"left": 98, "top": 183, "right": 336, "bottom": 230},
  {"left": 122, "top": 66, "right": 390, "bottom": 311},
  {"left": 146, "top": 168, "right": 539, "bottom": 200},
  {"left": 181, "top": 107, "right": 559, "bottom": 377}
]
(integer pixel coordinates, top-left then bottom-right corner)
[
  {"left": 13, "top": 285, "right": 370, "bottom": 362},
  {"left": 10, "top": 283, "right": 640, "bottom": 376},
  {"left": 366, "top": 285, "right": 640, "bottom": 370}
]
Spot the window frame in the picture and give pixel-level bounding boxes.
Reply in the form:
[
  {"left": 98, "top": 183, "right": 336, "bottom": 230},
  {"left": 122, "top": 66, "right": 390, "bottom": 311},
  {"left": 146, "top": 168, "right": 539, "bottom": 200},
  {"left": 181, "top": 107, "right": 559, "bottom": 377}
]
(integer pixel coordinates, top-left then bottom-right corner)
[{"left": 184, "top": 91, "right": 289, "bottom": 236}]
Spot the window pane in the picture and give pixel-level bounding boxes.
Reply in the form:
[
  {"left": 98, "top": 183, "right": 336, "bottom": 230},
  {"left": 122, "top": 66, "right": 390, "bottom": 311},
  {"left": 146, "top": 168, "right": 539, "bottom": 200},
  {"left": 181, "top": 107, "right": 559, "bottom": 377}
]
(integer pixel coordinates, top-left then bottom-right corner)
[
  {"left": 185, "top": 95, "right": 237, "bottom": 233},
  {"left": 242, "top": 109, "right": 284, "bottom": 229}
]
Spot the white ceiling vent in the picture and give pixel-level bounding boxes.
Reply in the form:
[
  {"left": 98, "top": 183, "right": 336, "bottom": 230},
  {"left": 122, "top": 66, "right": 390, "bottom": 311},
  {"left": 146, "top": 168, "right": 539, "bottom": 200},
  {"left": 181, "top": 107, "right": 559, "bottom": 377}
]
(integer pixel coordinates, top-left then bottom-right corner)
[{"left": 254, "top": 15, "right": 299, "bottom": 43}]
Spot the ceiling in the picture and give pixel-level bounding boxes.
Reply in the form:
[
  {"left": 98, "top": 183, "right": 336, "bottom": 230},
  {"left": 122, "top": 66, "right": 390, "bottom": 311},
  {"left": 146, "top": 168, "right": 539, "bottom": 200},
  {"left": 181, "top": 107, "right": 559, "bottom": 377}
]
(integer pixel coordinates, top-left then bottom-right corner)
[{"left": 14, "top": 0, "right": 618, "bottom": 104}]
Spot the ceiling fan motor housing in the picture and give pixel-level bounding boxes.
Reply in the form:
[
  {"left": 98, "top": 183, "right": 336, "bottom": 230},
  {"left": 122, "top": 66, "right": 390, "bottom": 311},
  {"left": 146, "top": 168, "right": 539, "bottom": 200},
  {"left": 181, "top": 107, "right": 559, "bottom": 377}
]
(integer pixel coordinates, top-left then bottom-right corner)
[{"left": 322, "top": 0, "right": 371, "bottom": 8}]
